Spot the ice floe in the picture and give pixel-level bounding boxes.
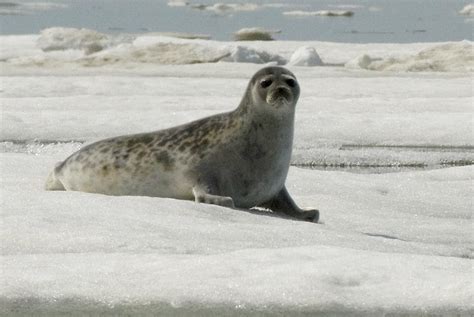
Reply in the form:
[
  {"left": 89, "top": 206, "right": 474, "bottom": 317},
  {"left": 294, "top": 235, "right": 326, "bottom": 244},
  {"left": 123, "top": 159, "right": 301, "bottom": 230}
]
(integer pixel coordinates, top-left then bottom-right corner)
[
  {"left": 0, "top": 151, "right": 472, "bottom": 315},
  {"left": 288, "top": 46, "right": 323, "bottom": 66},
  {"left": 151, "top": 32, "right": 211, "bottom": 40},
  {"left": 1, "top": 15, "right": 472, "bottom": 317},
  {"left": 221, "top": 45, "right": 286, "bottom": 64},
  {"left": 0, "top": 29, "right": 472, "bottom": 72},
  {"left": 191, "top": 2, "right": 260, "bottom": 14},
  {"left": 167, "top": 0, "right": 189, "bottom": 7},
  {"left": 0, "top": 1, "right": 67, "bottom": 15},
  {"left": 233, "top": 27, "right": 280, "bottom": 41},
  {"left": 328, "top": 4, "right": 364, "bottom": 10},
  {"left": 37, "top": 27, "right": 113, "bottom": 54},
  {"left": 81, "top": 42, "right": 229, "bottom": 66},
  {"left": 345, "top": 41, "right": 473, "bottom": 72},
  {"left": 2, "top": 62, "right": 471, "bottom": 167},
  {"left": 459, "top": 4, "right": 474, "bottom": 16},
  {"left": 283, "top": 10, "right": 354, "bottom": 17}
]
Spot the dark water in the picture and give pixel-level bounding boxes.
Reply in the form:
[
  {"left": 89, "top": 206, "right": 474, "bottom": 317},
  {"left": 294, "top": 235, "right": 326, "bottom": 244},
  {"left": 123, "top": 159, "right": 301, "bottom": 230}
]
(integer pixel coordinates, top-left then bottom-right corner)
[
  {"left": 298, "top": 144, "right": 474, "bottom": 174},
  {"left": 0, "top": 0, "right": 472, "bottom": 43}
]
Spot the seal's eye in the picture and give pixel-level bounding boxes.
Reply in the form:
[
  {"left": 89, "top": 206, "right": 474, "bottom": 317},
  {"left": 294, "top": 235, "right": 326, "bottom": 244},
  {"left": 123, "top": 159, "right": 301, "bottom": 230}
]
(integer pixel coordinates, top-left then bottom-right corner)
[
  {"left": 286, "top": 78, "right": 296, "bottom": 88},
  {"left": 260, "top": 79, "right": 272, "bottom": 89}
]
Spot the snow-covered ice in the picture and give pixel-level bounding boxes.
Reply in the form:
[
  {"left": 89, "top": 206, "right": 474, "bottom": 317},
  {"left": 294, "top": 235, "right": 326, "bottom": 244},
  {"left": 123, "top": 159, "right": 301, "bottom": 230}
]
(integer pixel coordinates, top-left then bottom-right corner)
[
  {"left": 1, "top": 30, "right": 471, "bottom": 72},
  {"left": 167, "top": 0, "right": 189, "bottom": 7},
  {"left": 0, "top": 31, "right": 473, "bottom": 315},
  {"left": 37, "top": 27, "right": 114, "bottom": 54},
  {"left": 233, "top": 27, "right": 280, "bottom": 41},
  {"left": 288, "top": 46, "right": 324, "bottom": 66},
  {"left": 151, "top": 32, "right": 211, "bottom": 40},
  {"left": 283, "top": 10, "right": 354, "bottom": 17},
  {"left": 0, "top": 1, "right": 67, "bottom": 16},
  {"left": 345, "top": 41, "right": 473, "bottom": 72},
  {"left": 459, "top": 4, "right": 474, "bottom": 16},
  {"left": 221, "top": 45, "right": 286, "bottom": 64},
  {"left": 191, "top": 2, "right": 260, "bottom": 15},
  {"left": 328, "top": 4, "right": 364, "bottom": 10},
  {"left": 1, "top": 153, "right": 472, "bottom": 315}
]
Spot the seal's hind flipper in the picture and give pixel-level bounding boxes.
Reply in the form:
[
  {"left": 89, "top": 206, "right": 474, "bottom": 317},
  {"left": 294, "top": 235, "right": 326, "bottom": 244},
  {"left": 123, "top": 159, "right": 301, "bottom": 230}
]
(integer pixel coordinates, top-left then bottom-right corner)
[
  {"left": 44, "top": 164, "right": 66, "bottom": 191},
  {"left": 259, "top": 186, "right": 319, "bottom": 222}
]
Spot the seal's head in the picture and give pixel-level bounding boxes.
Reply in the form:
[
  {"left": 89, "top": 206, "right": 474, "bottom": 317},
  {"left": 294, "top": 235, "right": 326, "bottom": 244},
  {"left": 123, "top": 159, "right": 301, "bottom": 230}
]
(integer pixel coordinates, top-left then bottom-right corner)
[{"left": 248, "top": 66, "right": 300, "bottom": 111}]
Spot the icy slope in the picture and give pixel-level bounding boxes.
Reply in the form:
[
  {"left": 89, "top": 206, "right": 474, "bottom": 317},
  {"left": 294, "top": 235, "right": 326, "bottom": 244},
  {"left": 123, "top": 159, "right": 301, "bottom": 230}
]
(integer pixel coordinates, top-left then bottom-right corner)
[{"left": 1, "top": 153, "right": 472, "bottom": 315}]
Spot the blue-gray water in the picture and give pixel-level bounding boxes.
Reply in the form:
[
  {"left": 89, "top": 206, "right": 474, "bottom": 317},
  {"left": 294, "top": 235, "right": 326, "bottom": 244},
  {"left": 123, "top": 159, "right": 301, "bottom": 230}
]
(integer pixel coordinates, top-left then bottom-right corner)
[{"left": 0, "top": 0, "right": 472, "bottom": 43}]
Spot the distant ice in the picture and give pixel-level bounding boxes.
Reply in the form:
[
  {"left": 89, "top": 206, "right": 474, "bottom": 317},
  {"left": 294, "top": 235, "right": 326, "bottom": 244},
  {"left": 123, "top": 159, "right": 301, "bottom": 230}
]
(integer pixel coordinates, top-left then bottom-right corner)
[
  {"left": 345, "top": 54, "right": 380, "bottom": 69},
  {"left": 151, "top": 32, "right": 211, "bottom": 40},
  {"left": 288, "top": 46, "right": 323, "bottom": 66},
  {"left": 345, "top": 42, "right": 473, "bottom": 72},
  {"left": 167, "top": 0, "right": 188, "bottom": 7},
  {"left": 233, "top": 27, "right": 280, "bottom": 41},
  {"left": 169, "top": 1, "right": 295, "bottom": 11},
  {"left": 81, "top": 42, "right": 229, "bottom": 66},
  {"left": 221, "top": 45, "right": 286, "bottom": 64},
  {"left": 261, "top": 3, "right": 296, "bottom": 9},
  {"left": 37, "top": 27, "right": 111, "bottom": 54},
  {"left": 0, "top": 30, "right": 472, "bottom": 72},
  {"left": 0, "top": 1, "right": 67, "bottom": 15},
  {"left": 459, "top": 4, "right": 474, "bottom": 16},
  {"left": 328, "top": 4, "right": 364, "bottom": 9},
  {"left": 191, "top": 2, "right": 260, "bottom": 14},
  {"left": 283, "top": 10, "right": 354, "bottom": 17}
]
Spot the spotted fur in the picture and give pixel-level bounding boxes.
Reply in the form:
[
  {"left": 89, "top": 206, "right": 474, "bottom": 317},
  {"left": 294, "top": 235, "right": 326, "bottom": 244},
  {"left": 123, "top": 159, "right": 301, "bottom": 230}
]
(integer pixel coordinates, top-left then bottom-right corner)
[{"left": 45, "top": 66, "right": 319, "bottom": 222}]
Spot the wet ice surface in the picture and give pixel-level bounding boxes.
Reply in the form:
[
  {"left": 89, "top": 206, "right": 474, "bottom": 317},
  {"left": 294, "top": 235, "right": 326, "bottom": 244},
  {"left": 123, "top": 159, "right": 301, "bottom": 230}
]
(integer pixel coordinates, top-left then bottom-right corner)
[{"left": 1, "top": 33, "right": 473, "bottom": 315}]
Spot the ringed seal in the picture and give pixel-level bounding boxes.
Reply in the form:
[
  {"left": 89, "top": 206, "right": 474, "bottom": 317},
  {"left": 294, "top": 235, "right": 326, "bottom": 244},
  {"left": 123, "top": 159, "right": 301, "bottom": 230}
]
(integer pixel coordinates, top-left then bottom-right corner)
[{"left": 45, "top": 66, "right": 319, "bottom": 222}]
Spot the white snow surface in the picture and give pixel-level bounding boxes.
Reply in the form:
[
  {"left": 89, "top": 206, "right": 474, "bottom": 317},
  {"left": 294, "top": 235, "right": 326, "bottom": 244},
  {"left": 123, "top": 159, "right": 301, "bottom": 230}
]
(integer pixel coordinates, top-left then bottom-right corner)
[
  {"left": 1, "top": 153, "right": 472, "bottom": 315},
  {"left": 2, "top": 57, "right": 472, "bottom": 167},
  {"left": 1, "top": 32, "right": 473, "bottom": 315}
]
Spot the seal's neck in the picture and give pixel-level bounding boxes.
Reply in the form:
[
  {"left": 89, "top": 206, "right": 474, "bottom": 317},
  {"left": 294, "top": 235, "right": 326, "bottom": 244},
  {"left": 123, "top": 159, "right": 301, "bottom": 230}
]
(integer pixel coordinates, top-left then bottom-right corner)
[{"left": 230, "top": 101, "right": 296, "bottom": 163}]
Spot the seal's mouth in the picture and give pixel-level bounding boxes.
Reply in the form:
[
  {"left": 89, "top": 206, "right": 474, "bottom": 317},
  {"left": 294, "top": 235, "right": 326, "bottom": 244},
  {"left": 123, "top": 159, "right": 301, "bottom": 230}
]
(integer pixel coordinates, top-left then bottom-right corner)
[{"left": 266, "top": 87, "right": 293, "bottom": 105}]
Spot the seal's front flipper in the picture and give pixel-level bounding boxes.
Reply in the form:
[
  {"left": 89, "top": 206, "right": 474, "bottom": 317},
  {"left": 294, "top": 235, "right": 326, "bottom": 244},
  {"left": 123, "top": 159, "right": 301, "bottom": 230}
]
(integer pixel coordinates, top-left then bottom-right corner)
[
  {"left": 192, "top": 186, "right": 235, "bottom": 208},
  {"left": 259, "top": 186, "right": 319, "bottom": 222}
]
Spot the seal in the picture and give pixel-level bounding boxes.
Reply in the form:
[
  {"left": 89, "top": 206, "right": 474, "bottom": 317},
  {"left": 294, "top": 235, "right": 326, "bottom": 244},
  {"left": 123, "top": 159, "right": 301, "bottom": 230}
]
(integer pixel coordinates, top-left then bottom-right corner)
[{"left": 45, "top": 66, "right": 319, "bottom": 222}]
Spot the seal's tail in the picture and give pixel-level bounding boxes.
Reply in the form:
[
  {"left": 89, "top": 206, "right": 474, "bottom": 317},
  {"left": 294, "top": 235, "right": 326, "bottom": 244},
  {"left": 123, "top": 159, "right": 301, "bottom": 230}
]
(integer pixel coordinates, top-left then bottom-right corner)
[{"left": 45, "top": 164, "right": 66, "bottom": 191}]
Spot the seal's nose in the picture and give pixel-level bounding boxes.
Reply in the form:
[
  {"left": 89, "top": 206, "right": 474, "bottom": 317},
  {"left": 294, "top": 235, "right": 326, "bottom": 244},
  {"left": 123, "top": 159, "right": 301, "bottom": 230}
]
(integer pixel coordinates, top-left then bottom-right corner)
[{"left": 275, "top": 86, "right": 291, "bottom": 95}]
